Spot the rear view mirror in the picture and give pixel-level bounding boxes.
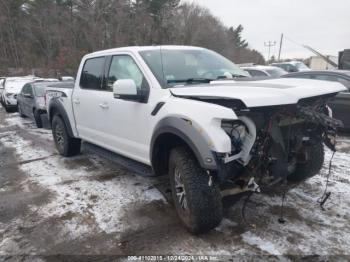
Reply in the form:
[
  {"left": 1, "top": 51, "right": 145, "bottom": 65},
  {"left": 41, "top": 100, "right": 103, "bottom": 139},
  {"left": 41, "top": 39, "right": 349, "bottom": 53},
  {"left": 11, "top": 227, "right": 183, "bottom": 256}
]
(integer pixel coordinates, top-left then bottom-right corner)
[{"left": 113, "top": 79, "right": 148, "bottom": 103}]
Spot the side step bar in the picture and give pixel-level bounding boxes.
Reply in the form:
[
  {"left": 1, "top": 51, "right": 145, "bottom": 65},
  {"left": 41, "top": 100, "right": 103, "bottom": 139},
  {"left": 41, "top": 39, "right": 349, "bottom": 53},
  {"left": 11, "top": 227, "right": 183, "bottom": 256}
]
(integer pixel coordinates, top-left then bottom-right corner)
[{"left": 82, "top": 142, "right": 154, "bottom": 177}]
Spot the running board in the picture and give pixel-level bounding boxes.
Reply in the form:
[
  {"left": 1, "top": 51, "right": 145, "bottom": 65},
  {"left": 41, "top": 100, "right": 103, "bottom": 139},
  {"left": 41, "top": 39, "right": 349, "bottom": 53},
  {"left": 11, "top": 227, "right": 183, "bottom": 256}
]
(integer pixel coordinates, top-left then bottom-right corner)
[{"left": 82, "top": 142, "right": 153, "bottom": 177}]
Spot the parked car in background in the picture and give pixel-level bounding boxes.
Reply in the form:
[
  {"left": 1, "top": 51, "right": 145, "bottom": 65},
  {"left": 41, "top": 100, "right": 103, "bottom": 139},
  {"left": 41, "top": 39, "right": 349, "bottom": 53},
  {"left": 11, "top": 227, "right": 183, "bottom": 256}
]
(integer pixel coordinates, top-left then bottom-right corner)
[
  {"left": 17, "top": 80, "right": 59, "bottom": 127},
  {"left": 339, "top": 49, "right": 350, "bottom": 70},
  {"left": 1, "top": 77, "right": 36, "bottom": 112},
  {"left": 282, "top": 70, "right": 350, "bottom": 129},
  {"left": 240, "top": 65, "right": 287, "bottom": 78},
  {"left": 0, "top": 77, "right": 5, "bottom": 97},
  {"left": 61, "top": 76, "right": 75, "bottom": 82},
  {"left": 271, "top": 61, "right": 311, "bottom": 73}
]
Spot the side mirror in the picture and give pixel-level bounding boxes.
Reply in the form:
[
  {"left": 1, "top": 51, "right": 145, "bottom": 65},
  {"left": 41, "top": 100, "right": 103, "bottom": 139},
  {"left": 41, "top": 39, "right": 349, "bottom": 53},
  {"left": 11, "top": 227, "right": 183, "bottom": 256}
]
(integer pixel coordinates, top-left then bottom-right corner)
[
  {"left": 113, "top": 79, "right": 148, "bottom": 103},
  {"left": 24, "top": 93, "right": 34, "bottom": 99}
]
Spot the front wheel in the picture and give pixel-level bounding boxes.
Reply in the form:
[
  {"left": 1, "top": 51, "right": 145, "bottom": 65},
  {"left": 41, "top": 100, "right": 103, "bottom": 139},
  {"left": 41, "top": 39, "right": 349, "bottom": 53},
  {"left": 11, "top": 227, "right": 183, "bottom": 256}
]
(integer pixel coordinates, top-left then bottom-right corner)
[
  {"left": 169, "top": 146, "right": 223, "bottom": 234},
  {"left": 52, "top": 115, "right": 81, "bottom": 157},
  {"left": 288, "top": 142, "right": 325, "bottom": 182},
  {"left": 33, "top": 109, "right": 43, "bottom": 128},
  {"left": 4, "top": 103, "right": 11, "bottom": 113},
  {"left": 18, "top": 103, "right": 26, "bottom": 118}
]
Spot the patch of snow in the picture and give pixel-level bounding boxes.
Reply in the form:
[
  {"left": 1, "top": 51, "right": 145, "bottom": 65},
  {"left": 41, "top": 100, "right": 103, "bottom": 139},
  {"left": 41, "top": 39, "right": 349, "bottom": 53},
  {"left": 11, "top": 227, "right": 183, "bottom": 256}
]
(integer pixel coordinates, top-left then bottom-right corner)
[
  {"left": 5, "top": 113, "right": 34, "bottom": 128},
  {"left": 242, "top": 231, "right": 282, "bottom": 255},
  {"left": 215, "top": 218, "right": 238, "bottom": 234},
  {"left": 2, "top": 112, "right": 350, "bottom": 256},
  {"left": 0, "top": 132, "right": 50, "bottom": 161}
]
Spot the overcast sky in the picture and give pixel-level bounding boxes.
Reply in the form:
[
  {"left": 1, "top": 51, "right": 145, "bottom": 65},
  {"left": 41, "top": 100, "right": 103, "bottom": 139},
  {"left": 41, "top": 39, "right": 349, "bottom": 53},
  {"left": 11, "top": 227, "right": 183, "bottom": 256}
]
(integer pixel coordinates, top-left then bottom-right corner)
[{"left": 185, "top": 0, "right": 350, "bottom": 59}]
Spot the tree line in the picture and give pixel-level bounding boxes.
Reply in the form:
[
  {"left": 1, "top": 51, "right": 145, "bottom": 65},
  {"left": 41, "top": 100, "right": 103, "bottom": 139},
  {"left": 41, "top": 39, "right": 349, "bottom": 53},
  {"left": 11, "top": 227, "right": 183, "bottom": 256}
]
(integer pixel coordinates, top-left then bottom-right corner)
[{"left": 0, "top": 0, "right": 265, "bottom": 76}]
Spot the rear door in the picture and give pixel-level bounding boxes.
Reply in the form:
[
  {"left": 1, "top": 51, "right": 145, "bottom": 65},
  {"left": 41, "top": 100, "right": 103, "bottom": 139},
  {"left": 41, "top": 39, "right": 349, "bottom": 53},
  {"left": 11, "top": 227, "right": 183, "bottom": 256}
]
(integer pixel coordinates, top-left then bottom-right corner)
[{"left": 72, "top": 56, "right": 107, "bottom": 143}]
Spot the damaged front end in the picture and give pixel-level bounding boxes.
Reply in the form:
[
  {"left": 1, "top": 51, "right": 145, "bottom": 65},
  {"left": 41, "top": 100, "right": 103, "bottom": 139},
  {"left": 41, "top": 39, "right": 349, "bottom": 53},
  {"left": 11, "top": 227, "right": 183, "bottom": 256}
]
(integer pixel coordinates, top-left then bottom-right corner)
[{"left": 215, "top": 95, "right": 343, "bottom": 194}]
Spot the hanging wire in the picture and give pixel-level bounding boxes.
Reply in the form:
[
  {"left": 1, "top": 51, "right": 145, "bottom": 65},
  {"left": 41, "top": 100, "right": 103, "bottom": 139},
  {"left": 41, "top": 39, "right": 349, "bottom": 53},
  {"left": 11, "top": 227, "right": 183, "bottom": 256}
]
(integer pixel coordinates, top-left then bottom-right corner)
[{"left": 317, "top": 150, "right": 336, "bottom": 210}]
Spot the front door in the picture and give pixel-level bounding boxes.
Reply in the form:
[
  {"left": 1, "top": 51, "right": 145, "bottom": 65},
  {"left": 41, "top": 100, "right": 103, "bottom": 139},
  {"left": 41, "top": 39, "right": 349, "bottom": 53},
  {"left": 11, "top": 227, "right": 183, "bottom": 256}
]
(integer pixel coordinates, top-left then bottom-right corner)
[
  {"left": 21, "top": 84, "right": 34, "bottom": 116},
  {"left": 98, "top": 54, "right": 153, "bottom": 164}
]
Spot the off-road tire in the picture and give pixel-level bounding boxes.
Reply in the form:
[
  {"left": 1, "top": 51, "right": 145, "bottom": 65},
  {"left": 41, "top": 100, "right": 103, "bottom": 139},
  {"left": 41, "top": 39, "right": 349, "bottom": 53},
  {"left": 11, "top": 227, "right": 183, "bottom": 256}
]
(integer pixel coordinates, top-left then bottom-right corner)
[
  {"left": 4, "top": 104, "right": 11, "bottom": 113},
  {"left": 169, "top": 146, "right": 223, "bottom": 234},
  {"left": 18, "top": 103, "right": 26, "bottom": 118},
  {"left": 288, "top": 142, "right": 324, "bottom": 182},
  {"left": 52, "top": 115, "right": 81, "bottom": 157},
  {"left": 33, "top": 109, "right": 43, "bottom": 128}
]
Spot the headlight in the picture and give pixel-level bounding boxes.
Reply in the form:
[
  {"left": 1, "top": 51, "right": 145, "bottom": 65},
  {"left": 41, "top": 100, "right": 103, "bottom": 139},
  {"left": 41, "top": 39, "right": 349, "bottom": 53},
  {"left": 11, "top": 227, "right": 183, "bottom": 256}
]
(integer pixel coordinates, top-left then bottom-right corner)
[
  {"left": 5, "top": 92, "right": 13, "bottom": 97},
  {"left": 221, "top": 119, "right": 248, "bottom": 150},
  {"left": 326, "top": 105, "right": 333, "bottom": 118}
]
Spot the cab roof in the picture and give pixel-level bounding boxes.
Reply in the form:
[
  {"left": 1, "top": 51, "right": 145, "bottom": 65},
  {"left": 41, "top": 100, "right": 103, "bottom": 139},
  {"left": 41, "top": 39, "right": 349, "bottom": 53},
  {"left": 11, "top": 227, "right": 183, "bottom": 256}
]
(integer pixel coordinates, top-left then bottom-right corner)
[{"left": 86, "top": 45, "right": 206, "bottom": 58}]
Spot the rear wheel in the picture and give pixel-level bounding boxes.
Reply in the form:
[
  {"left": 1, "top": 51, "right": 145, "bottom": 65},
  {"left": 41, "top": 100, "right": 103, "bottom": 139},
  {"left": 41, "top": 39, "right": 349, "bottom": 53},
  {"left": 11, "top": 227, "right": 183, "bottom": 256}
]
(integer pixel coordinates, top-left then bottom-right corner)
[
  {"left": 288, "top": 142, "right": 324, "bottom": 182},
  {"left": 52, "top": 115, "right": 81, "bottom": 157},
  {"left": 33, "top": 109, "right": 43, "bottom": 128},
  {"left": 169, "top": 146, "right": 223, "bottom": 233}
]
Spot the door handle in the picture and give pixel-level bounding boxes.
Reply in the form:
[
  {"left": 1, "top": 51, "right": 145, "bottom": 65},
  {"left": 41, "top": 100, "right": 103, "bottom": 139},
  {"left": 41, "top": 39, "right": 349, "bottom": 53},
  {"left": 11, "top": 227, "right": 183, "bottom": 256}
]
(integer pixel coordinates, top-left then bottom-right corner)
[
  {"left": 73, "top": 99, "right": 80, "bottom": 104},
  {"left": 99, "top": 103, "right": 109, "bottom": 109}
]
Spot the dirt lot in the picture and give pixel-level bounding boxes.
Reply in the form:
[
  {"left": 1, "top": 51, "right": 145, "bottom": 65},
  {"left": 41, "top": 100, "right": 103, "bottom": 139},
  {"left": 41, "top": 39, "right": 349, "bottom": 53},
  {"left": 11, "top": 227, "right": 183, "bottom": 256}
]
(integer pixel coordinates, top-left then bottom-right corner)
[{"left": 1, "top": 105, "right": 350, "bottom": 260}]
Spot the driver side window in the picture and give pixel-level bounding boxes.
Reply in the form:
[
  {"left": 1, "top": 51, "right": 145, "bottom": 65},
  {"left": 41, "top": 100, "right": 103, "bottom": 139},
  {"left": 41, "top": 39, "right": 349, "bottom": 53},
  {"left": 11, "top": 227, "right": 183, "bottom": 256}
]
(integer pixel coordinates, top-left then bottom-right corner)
[
  {"left": 107, "top": 55, "right": 148, "bottom": 91},
  {"left": 21, "top": 84, "right": 30, "bottom": 94},
  {"left": 27, "top": 85, "right": 34, "bottom": 96}
]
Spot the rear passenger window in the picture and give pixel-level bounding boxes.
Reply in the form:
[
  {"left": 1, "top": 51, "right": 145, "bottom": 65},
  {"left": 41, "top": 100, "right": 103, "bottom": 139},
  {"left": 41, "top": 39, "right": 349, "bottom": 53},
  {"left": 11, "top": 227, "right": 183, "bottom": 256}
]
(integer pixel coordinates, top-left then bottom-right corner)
[{"left": 80, "top": 57, "right": 105, "bottom": 90}]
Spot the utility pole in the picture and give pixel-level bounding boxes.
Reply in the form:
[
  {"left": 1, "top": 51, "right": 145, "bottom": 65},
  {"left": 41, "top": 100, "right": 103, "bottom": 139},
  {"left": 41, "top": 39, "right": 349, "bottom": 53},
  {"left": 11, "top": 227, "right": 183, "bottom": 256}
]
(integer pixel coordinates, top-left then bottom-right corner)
[
  {"left": 264, "top": 41, "right": 276, "bottom": 64},
  {"left": 278, "top": 34, "right": 284, "bottom": 61}
]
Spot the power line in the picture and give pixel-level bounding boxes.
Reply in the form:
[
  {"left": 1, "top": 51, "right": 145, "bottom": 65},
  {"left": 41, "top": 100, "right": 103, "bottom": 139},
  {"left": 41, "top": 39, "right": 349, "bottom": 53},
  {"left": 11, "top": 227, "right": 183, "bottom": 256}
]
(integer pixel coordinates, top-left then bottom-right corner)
[
  {"left": 278, "top": 34, "right": 284, "bottom": 61},
  {"left": 264, "top": 41, "right": 276, "bottom": 64}
]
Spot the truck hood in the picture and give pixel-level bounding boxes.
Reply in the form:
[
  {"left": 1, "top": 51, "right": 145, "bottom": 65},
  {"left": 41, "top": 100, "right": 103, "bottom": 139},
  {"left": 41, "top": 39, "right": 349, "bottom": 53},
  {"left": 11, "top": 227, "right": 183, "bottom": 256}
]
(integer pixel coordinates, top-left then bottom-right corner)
[{"left": 170, "top": 78, "right": 347, "bottom": 108}]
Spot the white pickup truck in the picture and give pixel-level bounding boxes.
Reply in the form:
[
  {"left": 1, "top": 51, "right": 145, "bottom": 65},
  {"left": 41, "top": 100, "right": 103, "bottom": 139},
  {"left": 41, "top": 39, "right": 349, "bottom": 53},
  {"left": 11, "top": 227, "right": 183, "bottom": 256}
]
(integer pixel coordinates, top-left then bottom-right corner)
[{"left": 46, "top": 46, "right": 346, "bottom": 233}]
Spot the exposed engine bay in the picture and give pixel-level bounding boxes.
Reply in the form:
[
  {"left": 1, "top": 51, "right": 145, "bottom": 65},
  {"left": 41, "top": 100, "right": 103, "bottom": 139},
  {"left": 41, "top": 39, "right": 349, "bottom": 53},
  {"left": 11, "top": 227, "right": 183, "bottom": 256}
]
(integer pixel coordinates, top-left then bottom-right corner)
[{"left": 214, "top": 95, "right": 343, "bottom": 193}]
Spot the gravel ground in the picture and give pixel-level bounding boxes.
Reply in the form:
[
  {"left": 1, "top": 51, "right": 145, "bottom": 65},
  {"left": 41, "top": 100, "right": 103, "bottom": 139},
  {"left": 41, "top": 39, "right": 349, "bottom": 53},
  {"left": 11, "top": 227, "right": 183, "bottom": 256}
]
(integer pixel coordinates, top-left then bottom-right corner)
[{"left": 1, "top": 105, "right": 350, "bottom": 261}]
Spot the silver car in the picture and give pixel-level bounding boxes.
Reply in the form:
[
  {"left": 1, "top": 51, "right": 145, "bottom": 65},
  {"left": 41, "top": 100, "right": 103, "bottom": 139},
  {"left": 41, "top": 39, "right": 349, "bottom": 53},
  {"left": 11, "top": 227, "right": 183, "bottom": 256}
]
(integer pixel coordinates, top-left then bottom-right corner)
[{"left": 17, "top": 81, "right": 58, "bottom": 127}]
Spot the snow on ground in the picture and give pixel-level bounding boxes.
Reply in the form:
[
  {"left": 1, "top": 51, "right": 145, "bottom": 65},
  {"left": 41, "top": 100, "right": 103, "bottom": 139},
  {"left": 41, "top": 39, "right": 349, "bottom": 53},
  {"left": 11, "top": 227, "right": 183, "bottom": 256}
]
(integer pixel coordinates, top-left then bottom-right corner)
[
  {"left": 1, "top": 128, "right": 165, "bottom": 236},
  {"left": 1, "top": 108, "right": 350, "bottom": 258}
]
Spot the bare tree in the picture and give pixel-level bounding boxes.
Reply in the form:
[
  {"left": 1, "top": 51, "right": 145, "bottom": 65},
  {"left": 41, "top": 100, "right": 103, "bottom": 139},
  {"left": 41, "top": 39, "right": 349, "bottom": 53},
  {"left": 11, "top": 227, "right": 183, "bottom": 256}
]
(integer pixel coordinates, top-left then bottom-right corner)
[{"left": 0, "top": 0, "right": 265, "bottom": 75}]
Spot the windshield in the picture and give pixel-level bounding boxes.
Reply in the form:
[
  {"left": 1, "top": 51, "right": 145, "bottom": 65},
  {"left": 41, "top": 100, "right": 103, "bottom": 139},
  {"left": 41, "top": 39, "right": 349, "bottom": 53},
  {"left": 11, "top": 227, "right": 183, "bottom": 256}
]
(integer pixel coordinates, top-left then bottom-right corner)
[
  {"left": 139, "top": 48, "right": 249, "bottom": 87},
  {"left": 5, "top": 80, "right": 31, "bottom": 93},
  {"left": 34, "top": 84, "right": 48, "bottom": 96},
  {"left": 295, "top": 62, "right": 310, "bottom": 70},
  {"left": 266, "top": 68, "right": 287, "bottom": 77}
]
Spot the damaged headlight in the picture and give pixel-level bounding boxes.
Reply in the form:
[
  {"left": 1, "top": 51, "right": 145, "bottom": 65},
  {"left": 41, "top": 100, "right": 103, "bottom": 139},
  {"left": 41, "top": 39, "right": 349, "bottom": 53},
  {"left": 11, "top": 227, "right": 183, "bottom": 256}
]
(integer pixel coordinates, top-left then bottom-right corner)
[
  {"left": 221, "top": 120, "right": 247, "bottom": 151},
  {"left": 221, "top": 117, "right": 257, "bottom": 165}
]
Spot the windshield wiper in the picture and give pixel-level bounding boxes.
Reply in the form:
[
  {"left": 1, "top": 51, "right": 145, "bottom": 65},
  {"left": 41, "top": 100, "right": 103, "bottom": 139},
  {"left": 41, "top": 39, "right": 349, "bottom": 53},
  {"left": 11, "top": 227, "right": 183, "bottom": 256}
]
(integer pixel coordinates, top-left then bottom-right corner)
[
  {"left": 216, "top": 74, "right": 248, "bottom": 79},
  {"left": 167, "top": 78, "right": 214, "bottom": 84}
]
